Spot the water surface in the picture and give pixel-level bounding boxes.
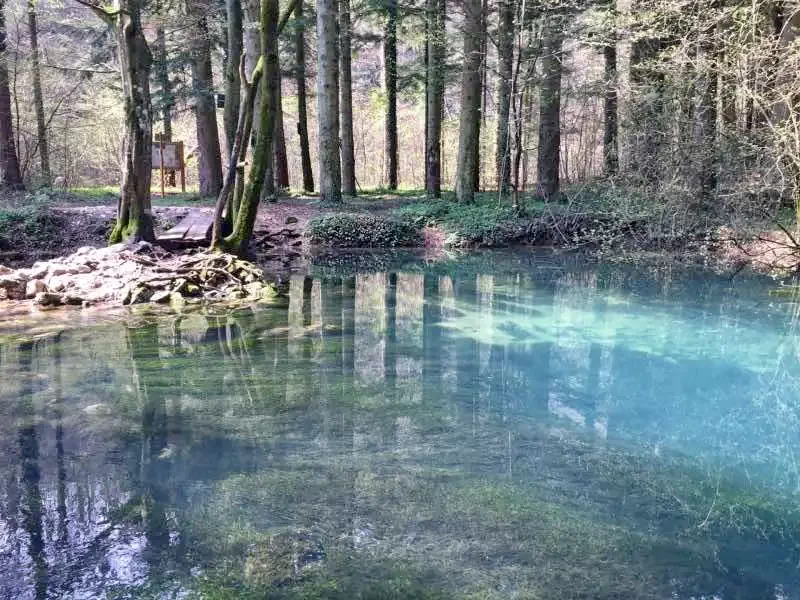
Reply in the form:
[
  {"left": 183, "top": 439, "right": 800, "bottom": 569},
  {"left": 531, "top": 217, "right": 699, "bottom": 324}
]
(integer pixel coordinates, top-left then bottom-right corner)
[{"left": 2, "top": 251, "right": 800, "bottom": 599}]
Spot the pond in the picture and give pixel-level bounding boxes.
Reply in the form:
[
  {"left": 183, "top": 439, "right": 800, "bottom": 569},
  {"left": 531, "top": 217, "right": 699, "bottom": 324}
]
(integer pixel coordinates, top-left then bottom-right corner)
[{"left": 2, "top": 250, "right": 800, "bottom": 599}]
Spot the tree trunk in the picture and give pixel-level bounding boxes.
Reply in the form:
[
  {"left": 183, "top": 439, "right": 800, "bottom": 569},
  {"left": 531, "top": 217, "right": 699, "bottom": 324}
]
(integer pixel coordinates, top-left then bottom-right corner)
[
  {"left": 27, "top": 0, "right": 50, "bottom": 185},
  {"left": 0, "top": 0, "right": 22, "bottom": 189},
  {"left": 189, "top": 5, "right": 224, "bottom": 196},
  {"left": 340, "top": 0, "right": 357, "bottom": 195},
  {"left": 536, "top": 30, "right": 562, "bottom": 200},
  {"left": 295, "top": 0, "right": 314, "bottom": 192},
  {"left": 154, "top": 17, "right": 175, "bottom": 186},
  {"left": 224, "top": 0, "right": 243, "bottom": 153},
  {"left": 223, "top": 0, "right": 280, "bottom": 253},
  {"left": 384, "top": 0, "right": 398, "bottom": 190},
  {"left": 274, "top": 74, "right": 289, "bottom": 190},
  {"left": 455, "top": 0, "right": 483, "bottom": 203},
  {"left": 603, "top": 39, "right": 619, "bottom": 176},
  {"left": 316, "top": 0, "right": 342, "bottom": 202},
  {"left": 108, "top": 0, "right": 154, "bottom": 243},
  {"left": 696, "top": 14, "right": 718, "bottom": 206},
  {"left": 425, "top": 0, "right": 445, "bottom": 197},
  {"left": 495, "top": 0, "right": 514, "bottom": 193}
]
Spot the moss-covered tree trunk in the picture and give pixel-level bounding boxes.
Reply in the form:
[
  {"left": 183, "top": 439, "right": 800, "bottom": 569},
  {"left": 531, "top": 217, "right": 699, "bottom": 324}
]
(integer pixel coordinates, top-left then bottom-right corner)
[
  {"left": 603, "top": 12, "right": 619, "bottom": 176},
  {"left": 224, "top": 0, "right": 243, "bottom": 152},
  {"left": 109, "top": 0, "right": 155, "bottom": 243},
  {"left": 455, "top": 0, "right": 483, "bottom": 203},
  {"left": 222, "top": 0, "right": 279, "bottom": 255},
  {"left": 340, "top": 0, "right": 357, "bottom": 195}
]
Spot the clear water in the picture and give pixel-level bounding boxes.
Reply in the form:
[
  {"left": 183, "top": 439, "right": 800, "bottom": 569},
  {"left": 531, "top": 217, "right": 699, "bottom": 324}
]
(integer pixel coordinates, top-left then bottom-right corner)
[{"left": 2, "top": 251, "right": 800, "bottom": 599}]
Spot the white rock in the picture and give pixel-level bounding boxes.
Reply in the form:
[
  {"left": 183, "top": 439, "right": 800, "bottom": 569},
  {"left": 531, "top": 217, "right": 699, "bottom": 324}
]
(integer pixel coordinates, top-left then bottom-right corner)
[{"left": 25, "top": 279, "right": 48, "bottom": 298}]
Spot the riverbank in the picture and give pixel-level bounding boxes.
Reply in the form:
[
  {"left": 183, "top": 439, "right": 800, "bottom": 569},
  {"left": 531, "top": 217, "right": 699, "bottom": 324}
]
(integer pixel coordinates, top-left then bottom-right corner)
[{"left": 0, "top": 186, "right": 795, "bottom": 302}]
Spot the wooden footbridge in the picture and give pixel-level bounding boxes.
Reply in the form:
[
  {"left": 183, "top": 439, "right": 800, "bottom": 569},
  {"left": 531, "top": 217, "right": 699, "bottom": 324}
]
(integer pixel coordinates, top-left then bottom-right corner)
[{"left": 157, "top": 211, "right": 215, "bottom": 248}]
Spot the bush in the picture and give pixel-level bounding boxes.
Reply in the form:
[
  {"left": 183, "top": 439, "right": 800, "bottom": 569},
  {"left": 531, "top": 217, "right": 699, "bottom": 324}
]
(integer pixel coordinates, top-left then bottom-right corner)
[
  {"left": 395, "top": 196, "right": 528, "bottom": 247},
  {"left": 308, "top": 213, "right": 421, "bottom": 248}
]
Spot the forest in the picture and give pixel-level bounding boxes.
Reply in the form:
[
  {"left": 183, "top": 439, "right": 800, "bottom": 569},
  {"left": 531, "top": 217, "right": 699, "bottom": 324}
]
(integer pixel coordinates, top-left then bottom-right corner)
[{"left": 0, "top": 0, "right": 796, "bottom": 269}]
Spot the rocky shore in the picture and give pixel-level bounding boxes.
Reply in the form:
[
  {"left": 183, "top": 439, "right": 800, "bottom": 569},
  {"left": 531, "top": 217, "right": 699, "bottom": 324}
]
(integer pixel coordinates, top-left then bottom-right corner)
[{"left": 0, "top": 241, "right": 280, "bottom": 310}]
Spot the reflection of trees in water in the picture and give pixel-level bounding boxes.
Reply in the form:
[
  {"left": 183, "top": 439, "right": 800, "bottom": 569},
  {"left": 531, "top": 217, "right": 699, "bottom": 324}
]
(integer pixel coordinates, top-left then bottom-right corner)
[
  {"left": 4, "top": 260, "right": 800, "bottom": 598},
  {"left": 17, "top": 341, "right": 48, "bottom": 600}
]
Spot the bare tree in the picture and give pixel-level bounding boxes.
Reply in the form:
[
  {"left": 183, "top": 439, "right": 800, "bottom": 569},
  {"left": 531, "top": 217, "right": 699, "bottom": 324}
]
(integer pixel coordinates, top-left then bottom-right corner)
[
  {"left": 383, "top": 0, "right": 398, "bottom": 189},
  {"left": 0, "top": 0, "right": 22, "bottom": 189},
  {"left": 295, "top": 0, "right": 314, "bottom": 192},
  {"left": 340, "top": 0, "right": 356, "bottom": 195},
  {"left": 455, "top": 0, "right": 483, "bottom": 203},
  {"left": 27, "top": 0, "right": 50, "bottom": 185},
  {"left": 316, "top": 0, "right": 341, "bottom": 202},
  {"left": 425, "top": 0, "right": 445, "bottom": 197},
  {"left": 224, "top": 0, "right": 243, "bottom": 152}
]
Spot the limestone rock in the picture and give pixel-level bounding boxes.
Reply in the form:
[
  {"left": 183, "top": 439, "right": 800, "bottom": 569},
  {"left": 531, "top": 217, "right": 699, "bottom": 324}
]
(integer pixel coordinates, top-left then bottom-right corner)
[
  {"left": 0, "top": 273, "right": 27, "bottom": 300},
  {"left": 33, "top": 292, "right": 63, "bottom": 307},
  {"left": 25, "top": 279, "right": 48, "bottom": 299}
]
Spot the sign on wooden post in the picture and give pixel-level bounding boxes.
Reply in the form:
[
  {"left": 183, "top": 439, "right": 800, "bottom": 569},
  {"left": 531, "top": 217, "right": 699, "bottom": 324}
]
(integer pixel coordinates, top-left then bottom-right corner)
[{"left": 152, "top": 140, "right": 186, "bottom": 195}]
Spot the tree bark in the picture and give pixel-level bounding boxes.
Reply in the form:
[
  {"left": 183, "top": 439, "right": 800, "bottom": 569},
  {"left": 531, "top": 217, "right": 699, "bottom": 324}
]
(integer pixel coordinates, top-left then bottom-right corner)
[
  {"left": 340, "top": 0, "right": 356, "bottom": 195},
  {"left": 495, "top": 0, "right": 514, "bottom": 193},
  {"left": 383, "top": 0, "right": 398, "bottom": 189},
  {"left": 536, "top": 30, "right": 562, "bottom": 200},
  {"left": 108, "top": 0, "right": 155, "bottom": 242},
  {"left": 0, "top": 0, "right": 22, "bottom": 189},
  {"left": 274, "top": 73, "right": 289, "bottom": 190},
  {"left": 603, "top": 39, "right": 618, "bottom": 176},
  {"left": 316, "top": 0, "right": 342, "bottom": 202},
  {"left": 455, "top": 0, "right": 483, "bottom": 203},
  {"left": 27, "top": 0, "right": 50, "bottom": 185},
  {"left": 425, "top": 0, "right": 445, "bottom": 197},
  {"left": 224, "top": 0, "right": 243, "bottom": 153},
  {"left": 295, "top": 0, "right": 314, "bottom": 192},
  {"left": 189, "top": 4, "right": 224, "bottom": 196},
  {"left": 224, "top": 0, "right": 280, "bottom": 253}
]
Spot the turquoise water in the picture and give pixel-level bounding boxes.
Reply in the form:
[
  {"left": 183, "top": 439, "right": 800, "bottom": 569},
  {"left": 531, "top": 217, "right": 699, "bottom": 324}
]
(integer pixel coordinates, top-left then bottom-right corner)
[{"left": 2, "top": 251, "right": 800, "bottom": 599}]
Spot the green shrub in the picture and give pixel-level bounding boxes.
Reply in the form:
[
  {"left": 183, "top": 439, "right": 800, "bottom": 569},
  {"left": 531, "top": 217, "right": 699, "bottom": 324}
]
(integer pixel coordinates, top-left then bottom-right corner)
[
  {"left": 394, "top": 196, "right": 528, "bottom": 247},
  {"left": 308, "top": 213, "right": 421, "bottom": 248}
]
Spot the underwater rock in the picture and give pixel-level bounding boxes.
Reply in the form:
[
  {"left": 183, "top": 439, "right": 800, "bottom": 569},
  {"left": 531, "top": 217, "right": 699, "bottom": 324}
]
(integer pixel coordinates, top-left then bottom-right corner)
[{"left": 244, "top": 529, "right": 325, "bottom": 587}]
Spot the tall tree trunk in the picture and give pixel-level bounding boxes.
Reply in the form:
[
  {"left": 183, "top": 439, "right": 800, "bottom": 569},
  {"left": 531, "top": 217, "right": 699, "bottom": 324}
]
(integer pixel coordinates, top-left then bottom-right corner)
[
  {"left": 316, "top": 0, "right": 342, "bottom": 202},
  {"left": 27, "top": 0, "right": 50, "bottom": 185},
  {"left": 696, "top": 11, "right": 718, "bottom": 206},
  {"left": 295, "top": 0, "right": 314, "bottom": 192},
  {"left": 108, "top": 0, "right": 154, "bottom": 242},
  {"left": 189, "top": 5, "right": 224, "bottom": 196},
  {"left": 274, "top": 74, "right": 289, "bottom": 189},
  {"left": 603, "top": 36, "right": 619, "bottom": 176},
  {"left": 0, "top": 0, "right": 22, "bottom": 189},
  {"left": 224, "top": 0, "right": 243, "bottom": 153},
  {"left": 425, "top": 0, "right": 445, "bottom": 197},
  {"left": 223, "top": 0, "right": 280, "bottom": 253},
  {"left": 495, "top": 0, "right": 514, "bottom": 193},
  {"left": 455, "top": 0, "right": 483, "bottom": 202},
  {"left": 473, "top": 0, "right": 486, "bottom": 192},
  {"left": 155, "top": 16, "right": 175, "bottom": 186},
  {"left": 340, "top": 0, "right": 356, "bottom": 195},
  {"left": 384, "top": 0, "right": 398, "bottom": 189},
  {"left": 536, "top": 30, "right": 563, "bottom": 200}
]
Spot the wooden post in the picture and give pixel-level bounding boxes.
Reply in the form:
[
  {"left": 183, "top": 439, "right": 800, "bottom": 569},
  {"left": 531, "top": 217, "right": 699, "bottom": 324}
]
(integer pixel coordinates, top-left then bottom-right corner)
[
  {"left": 178, "top": 141, "right": 186, "bottom": 193},
  {"left": 159, "top": 139, "right": 166, "bottom": 198}
]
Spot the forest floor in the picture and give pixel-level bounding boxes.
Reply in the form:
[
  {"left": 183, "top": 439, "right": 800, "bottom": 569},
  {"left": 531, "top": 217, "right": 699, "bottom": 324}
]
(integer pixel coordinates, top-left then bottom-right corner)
[{"left": 0, "top": 186, "right": 794, "bottom": 277}]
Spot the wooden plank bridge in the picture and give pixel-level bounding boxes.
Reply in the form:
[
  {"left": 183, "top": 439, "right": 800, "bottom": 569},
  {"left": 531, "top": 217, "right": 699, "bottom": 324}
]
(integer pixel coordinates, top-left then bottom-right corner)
[{"left": 157, "top": 211, "right": 214, "bottom": 248}]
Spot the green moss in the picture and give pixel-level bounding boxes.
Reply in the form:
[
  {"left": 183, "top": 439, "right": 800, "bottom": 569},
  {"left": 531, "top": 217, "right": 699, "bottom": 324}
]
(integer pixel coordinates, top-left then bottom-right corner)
[{"left": 308, "top": 213, "right": 421, "bottom": 248}]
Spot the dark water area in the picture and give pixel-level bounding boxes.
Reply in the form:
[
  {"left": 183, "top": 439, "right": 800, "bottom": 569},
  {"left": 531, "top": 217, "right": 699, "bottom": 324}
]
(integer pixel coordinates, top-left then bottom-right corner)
[{"left": 2, "top": 250, "right": 800, "bottom": 599}]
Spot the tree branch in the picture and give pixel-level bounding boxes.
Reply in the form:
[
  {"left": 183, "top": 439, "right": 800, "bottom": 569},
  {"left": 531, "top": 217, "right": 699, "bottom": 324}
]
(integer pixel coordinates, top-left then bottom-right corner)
[{"left": 73, "top": 0, "right": 123, "bottom": 22}]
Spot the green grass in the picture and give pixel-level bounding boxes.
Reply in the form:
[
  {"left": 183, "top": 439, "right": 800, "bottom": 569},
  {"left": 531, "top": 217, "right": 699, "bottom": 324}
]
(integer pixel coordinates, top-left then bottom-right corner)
[{"left": 69, "top": 185, "right": 214, "bottom": 207}]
